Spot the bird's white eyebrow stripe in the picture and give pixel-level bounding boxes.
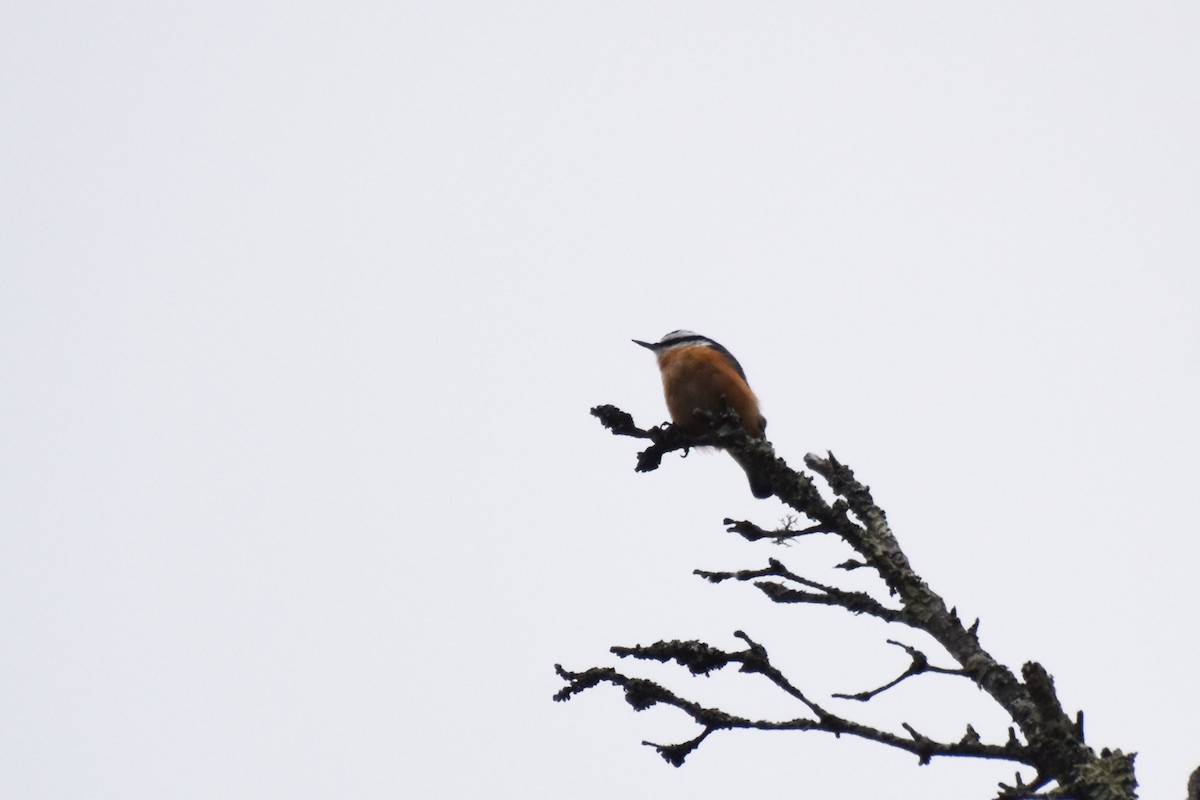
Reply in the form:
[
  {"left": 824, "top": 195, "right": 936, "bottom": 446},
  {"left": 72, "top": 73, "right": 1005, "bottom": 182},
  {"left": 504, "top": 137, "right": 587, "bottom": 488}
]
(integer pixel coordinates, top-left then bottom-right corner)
[{"left": 656, "top": 336, "right": 748, "bottom": 381}]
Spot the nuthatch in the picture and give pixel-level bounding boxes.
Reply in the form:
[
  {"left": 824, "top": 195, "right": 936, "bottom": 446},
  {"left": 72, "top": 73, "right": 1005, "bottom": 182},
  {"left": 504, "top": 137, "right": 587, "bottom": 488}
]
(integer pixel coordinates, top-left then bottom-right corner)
[{"left": 633, "top": 330, "right": 770, "bottom": 498}]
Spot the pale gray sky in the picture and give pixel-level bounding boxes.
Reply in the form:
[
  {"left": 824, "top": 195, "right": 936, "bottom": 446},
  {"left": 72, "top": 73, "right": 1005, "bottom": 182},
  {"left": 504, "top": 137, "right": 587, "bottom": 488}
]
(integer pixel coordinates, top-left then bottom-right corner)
[{"left": 3, "top": 3, "right": 1198, "bottom": 798}]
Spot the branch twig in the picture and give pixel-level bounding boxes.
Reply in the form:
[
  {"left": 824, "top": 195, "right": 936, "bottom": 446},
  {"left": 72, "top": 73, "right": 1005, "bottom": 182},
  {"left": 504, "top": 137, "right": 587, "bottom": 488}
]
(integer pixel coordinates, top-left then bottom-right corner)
[
  {"left": 833, "top": 639, "right": 970, "bottom": 702},
  {"left": 562, "top": 405, "right": 1135, "bottom": 799}
]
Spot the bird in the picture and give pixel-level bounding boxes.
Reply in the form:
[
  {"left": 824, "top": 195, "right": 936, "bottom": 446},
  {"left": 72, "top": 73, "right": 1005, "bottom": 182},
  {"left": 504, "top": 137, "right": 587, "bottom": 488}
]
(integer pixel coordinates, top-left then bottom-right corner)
[{"left": 633, "top": 330, "right": 771, "bottom": 498}]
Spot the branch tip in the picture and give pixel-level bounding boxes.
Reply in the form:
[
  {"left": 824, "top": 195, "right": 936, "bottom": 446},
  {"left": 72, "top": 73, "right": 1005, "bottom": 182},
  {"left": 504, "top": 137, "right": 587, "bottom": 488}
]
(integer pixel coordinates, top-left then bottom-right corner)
[{"left": 573, "top": 404, "right": 1133, "bottom": 798}]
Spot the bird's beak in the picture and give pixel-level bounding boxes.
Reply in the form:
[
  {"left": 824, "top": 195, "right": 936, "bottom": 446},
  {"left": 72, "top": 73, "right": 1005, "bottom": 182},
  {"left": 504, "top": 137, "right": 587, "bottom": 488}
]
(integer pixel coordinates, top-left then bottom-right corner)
[{"left": 632, "top": 339, "right": 657, "bottom": 351}]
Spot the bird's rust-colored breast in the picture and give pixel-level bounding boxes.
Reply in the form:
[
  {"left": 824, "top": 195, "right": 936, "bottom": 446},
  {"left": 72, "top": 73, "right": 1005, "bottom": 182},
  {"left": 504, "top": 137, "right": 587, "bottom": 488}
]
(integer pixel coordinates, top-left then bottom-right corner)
[{"left": 656, "top": 345, "right": 764, "bottom": 437}]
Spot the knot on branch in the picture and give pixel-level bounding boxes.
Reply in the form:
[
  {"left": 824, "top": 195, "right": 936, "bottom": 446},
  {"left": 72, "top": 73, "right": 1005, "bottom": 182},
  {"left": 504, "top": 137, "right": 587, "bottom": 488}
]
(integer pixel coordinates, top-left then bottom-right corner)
[{"left": 901, "top": 722, "right": 938, "bottom": 765}]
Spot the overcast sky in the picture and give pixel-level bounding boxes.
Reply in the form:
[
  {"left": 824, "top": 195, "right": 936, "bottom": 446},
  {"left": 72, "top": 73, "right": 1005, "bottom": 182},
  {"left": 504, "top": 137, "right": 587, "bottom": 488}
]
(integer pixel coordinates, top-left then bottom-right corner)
[{"left": 3, "top": 3, "right": 1198, "bottom": 798}]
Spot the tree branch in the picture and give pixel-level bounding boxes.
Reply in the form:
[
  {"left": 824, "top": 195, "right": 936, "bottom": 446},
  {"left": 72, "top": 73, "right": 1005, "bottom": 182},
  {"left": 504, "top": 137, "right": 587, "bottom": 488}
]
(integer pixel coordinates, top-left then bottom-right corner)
[
  {"left": 562, "top": 405, "right": 1138, "bottom": 800},
  {"left": 694, "top": 557, "right": 906, "bottom": 623},
  {"left": 833, "top": 639, "right": 970, "bottom": 702},
  {"left": 555, "top": 629, "right": 1028, "bottom": 769}
]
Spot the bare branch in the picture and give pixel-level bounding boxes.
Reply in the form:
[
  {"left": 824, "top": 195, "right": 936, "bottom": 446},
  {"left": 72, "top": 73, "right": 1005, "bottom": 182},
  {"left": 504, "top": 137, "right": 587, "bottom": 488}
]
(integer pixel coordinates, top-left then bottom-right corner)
[
  {"left": 833, "top": 639, "right": 970, "bottom": 702},
  {"left": 567, "top": 406, "right": 1136, "bottom": 799},
  {"left": 589, "top": 404, "right": 652, "bottom": 439},
  {"left": 610, "top": 639, "right": 739, "bottom": 677},
  {"left": 798, "top": 450, "right": 1095, "bottom": 780},
  {"left": 723, "top": 516, "right": 833, "bottom": 543},
  {"left": 556, "top": 635, "right": 1030, "bottom": 769},
  {"left": 695, "top": 558, "right": 907, "bottom": 623},
  {"left": 644, "top": 727, "right": 714, "bottom": 767}
]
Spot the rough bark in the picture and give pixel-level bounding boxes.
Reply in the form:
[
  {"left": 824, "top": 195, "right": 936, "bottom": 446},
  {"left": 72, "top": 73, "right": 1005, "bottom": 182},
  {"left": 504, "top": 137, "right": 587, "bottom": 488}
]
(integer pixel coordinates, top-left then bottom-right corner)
[{"left": 555, "top": 405, "right": 1143, "bottom": 800}]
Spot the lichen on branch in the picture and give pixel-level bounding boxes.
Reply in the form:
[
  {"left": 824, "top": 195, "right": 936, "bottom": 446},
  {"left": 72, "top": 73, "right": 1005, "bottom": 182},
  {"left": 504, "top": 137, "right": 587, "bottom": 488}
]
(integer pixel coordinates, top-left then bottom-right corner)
[{"left": 561, "top": 405, "right": 1137, "bottom": 800}]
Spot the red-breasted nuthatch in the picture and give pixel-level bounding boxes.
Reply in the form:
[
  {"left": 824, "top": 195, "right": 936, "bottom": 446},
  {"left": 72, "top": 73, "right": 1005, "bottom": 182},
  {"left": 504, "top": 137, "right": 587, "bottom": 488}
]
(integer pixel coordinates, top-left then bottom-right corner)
[{"left": 633, "top": 330, "right": 770, "bottom": 498}]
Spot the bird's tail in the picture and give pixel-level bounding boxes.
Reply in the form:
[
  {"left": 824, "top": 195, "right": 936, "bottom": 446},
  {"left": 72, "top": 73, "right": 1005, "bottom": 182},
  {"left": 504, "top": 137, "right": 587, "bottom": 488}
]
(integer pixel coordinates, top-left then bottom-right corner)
[{"left": 731, "top": 452, "right": 772, "bottom": 499}]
